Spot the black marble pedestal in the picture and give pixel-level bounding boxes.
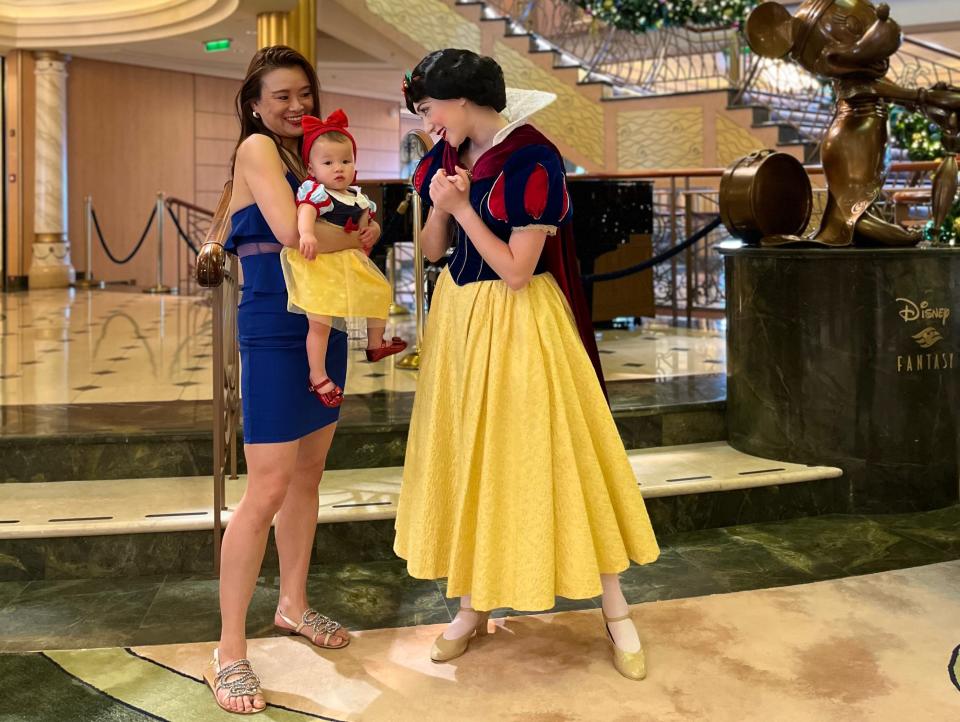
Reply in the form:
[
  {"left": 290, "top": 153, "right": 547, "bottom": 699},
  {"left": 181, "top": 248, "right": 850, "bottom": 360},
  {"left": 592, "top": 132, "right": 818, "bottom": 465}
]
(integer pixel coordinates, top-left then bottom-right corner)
[{"left": 723, "top": 246, "right": 960, "bottom": 513}]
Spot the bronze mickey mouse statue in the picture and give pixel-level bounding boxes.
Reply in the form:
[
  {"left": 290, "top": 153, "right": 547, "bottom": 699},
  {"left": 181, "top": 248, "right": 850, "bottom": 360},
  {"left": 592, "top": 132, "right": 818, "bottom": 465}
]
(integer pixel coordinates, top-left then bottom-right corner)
[{"left": 744, "top": 0, "right": 960, "bottom": 247}]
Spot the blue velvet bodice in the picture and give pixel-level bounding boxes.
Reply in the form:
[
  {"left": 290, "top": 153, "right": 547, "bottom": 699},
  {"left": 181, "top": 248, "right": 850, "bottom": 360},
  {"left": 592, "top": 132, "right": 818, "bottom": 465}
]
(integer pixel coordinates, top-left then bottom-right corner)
[{"left": 413, "top": 136, "right": 572, "bottom": 286}]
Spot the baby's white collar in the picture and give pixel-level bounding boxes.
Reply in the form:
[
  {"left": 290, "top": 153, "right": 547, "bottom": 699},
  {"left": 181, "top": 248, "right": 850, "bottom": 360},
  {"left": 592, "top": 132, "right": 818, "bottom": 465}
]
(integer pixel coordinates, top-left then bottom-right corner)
[{"left": 325, "top": 185, "right": 369, "bottom": 208}]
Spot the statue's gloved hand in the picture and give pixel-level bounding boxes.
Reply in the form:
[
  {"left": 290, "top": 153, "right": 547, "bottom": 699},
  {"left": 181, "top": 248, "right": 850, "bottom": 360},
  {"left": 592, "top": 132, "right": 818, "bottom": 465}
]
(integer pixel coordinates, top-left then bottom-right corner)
[
  {"left": 940, "top": 110, "right": 960, "bottom": 153},
  {"left": 925, "top": 84, "right": 960, "bottom": 114}
]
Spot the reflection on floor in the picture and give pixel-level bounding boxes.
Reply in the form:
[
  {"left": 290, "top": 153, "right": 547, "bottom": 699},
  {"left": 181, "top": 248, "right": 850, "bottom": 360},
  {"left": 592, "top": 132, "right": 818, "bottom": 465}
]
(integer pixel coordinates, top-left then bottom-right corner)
[
  {"left": 0, "top": 288, "right": 725, "bottom": 405},
  {"left": 2, "top": 560, "right": 958, "bottom": 721}
]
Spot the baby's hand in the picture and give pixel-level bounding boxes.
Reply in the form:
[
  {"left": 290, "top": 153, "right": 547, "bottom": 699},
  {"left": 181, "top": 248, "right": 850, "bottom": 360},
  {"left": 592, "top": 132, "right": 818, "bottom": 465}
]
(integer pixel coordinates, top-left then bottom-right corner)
[
  {"left": 358, "top": 222, "right": 380, "bottom": 253},
  {"left": 299, "top": 233, "right": 318, "bottom": 261}
]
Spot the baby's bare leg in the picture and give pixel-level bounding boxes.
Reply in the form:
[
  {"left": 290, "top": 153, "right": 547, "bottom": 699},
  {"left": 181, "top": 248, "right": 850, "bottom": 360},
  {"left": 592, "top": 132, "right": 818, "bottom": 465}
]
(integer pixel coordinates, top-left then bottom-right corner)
[
  {"left": 366, "top": 318, "right": 386, "bottom": 350},
  {"left": 306, "top": 316, "right": 336, "bottom": 392}
]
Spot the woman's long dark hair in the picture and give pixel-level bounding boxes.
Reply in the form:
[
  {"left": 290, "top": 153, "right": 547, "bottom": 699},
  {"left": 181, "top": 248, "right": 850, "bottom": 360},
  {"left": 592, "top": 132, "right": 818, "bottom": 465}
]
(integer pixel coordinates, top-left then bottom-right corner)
[
  {"left": 231, "top": 45, "right": 321, "bottom": 181},
  {"left": 403, "top": 48, "right": 506, "bottom": 114}
]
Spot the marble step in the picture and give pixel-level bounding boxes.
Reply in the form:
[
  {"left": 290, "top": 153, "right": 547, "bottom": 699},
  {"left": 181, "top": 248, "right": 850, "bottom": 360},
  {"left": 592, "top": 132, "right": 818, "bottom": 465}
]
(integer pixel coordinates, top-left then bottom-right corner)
[
  {"left": 0, "top": 385, "right": 727, "bottom": 483},
  {"left": 0, "top": 443, "right": 844, "bottom": 581},
  {"left": 0, "top": 442, "right": 841, "bottom": 539}
]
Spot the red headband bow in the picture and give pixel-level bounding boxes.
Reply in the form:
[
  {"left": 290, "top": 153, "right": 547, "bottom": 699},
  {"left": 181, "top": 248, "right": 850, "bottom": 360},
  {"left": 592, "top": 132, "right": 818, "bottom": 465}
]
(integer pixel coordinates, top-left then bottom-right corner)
[{"left": 301, "top": 109, "right": 358, "bottom": 167}]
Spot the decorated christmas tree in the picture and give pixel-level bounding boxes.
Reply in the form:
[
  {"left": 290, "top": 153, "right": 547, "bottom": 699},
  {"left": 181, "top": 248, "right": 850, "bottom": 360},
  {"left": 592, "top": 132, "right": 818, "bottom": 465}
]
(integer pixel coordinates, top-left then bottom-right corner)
[
  {"left": 890, "top": 106, "right": 960, "bottom": 242},
  {"left": 575, "top": 0, "right": 757, "bottom": 32}
]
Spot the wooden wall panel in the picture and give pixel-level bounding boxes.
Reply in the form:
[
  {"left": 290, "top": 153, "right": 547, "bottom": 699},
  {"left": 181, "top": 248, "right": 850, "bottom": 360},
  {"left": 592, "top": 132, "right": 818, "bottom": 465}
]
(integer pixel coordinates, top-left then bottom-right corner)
[
  {"left": 3, "top": 52, "right": 37, "bottom": 283},
  {"left": 193, "top": 75, "right": 238, "bottom": 222},
  {"left": 67, "top": 58, "right": 194, "bottom": 287},
  {"left": 3, "top": 52, "right": 27, "bottom": 282},
  {"left": 321, "top": 91, "right": 400, "bottom": 180},
  {"left": 195, "top": 111, "right": 239, "bottom": 140},
  {"left": 56, "top": 62, "right": 402, "bottom": 290},
  {"left": 196, "top": 138, "right": 236, "bottom": 166},
  {"left": 194, "top": 74, "right": 238, "bottom": 114}
]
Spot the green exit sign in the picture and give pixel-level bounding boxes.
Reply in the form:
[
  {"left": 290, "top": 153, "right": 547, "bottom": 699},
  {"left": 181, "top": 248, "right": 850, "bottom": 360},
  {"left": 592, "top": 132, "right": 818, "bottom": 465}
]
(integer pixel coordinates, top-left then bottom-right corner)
[{"left": 204, "top": 39, "right": 231, "bottom": 53}]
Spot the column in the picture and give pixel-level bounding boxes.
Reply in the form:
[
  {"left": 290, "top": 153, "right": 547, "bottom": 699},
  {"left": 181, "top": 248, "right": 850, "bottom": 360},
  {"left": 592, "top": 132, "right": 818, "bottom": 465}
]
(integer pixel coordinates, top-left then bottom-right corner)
[
  {"left": 289, "top": 0, "right": 317, "bottom": 66},
  {"left": 257, "top": 1, "right": 315, "bottom": 65},
  {"left": 29, "top": 50, "right": 75, "bottom": 289},
  {"left": 257, "top": 12, "right": 289, "bottom": 49}
]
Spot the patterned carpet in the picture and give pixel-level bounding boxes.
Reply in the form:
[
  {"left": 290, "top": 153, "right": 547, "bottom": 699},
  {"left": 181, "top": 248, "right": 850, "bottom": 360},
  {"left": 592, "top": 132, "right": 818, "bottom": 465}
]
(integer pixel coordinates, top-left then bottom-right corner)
[{"left": 3, "top": 561, "right": 958, "bottom": 721}]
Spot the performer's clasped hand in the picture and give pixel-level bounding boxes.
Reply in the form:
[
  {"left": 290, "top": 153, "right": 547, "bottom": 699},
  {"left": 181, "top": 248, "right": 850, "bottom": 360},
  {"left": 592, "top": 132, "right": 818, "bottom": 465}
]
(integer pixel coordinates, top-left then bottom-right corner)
[{"left": 429, "top": 167, "right": 472, "bottom": 215}]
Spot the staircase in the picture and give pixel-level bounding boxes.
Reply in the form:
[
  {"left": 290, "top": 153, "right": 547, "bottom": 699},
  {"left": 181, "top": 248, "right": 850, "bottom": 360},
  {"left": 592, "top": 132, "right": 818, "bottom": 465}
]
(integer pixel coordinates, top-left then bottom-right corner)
[{"left": 344, "top": 0, "right": 960, "bottom": 169}]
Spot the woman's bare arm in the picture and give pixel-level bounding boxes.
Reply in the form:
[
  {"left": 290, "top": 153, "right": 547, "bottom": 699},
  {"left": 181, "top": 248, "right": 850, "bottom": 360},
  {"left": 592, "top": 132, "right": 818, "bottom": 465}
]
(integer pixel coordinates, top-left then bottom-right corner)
[
  {"left": 454, "top": 210, "right": 546, "bottom": 290},
  {"left": 431, "top": 168, "right": 545, "bottom": 290},
  {"left": 421, "top": 207, "right": 453, "bottom": 262},
  {"left": 313, "top": 219, "right": 362, "bottom": 253}
]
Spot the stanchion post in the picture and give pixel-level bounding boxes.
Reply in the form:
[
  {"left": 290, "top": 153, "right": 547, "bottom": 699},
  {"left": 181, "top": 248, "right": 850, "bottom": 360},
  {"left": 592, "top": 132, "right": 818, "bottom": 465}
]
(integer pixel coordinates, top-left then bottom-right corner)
[
  {"left": 144, "top": 191, "right": 172, "bottom": 294},
  {"left": 388, "top": 192, "right": 411, "bottom": 316},
  {"left": 669, "top": 177, "right": 678, "bottom": 325},
  {"left": 396, "top": 191, "right": 424, "bottom": 370},
  {"left": 388, "top": 243, "right": 410, "bottom": 316},
  {"left": 75, "top": 195, "right": 104, "bottom": 289},
  {"left": 684, "top": 177, "right": 693, "bottom": 327}
]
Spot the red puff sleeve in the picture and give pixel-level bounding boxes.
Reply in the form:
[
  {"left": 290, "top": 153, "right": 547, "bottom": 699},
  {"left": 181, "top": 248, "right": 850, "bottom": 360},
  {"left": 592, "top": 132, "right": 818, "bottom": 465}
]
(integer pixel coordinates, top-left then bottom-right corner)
[
  {"left": 411, "top": 141, "right": 446, "bottom": 209},
  {"left": 486, "top": 146, "right": 571, "bottom": 234}
]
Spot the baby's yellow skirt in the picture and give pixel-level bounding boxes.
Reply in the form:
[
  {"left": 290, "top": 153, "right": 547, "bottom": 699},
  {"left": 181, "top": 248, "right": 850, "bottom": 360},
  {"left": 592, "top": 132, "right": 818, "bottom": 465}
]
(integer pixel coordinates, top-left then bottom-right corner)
[
  {"left": 394, "top": 269, "right": 660, "bottom": 612},
  {"left": 280, "top": 247, "right": 392, "bottom": 319}
]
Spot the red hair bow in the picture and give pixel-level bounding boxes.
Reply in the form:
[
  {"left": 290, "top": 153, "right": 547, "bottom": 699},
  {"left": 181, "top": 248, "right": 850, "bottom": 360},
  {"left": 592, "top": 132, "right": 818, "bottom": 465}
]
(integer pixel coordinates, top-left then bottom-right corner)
[{"left": 301, "top": 109, "right": 357, "bottom": 167}]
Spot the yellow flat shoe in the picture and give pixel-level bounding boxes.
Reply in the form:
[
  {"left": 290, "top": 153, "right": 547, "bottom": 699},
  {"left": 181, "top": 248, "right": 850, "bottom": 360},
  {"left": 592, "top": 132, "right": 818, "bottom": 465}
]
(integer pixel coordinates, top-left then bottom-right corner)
[
  {"left": 603, "top": 611, "right": 647, "bottom": 680},
  {"left": 431, "top": 609, "right": 490, "bottom": 663}
]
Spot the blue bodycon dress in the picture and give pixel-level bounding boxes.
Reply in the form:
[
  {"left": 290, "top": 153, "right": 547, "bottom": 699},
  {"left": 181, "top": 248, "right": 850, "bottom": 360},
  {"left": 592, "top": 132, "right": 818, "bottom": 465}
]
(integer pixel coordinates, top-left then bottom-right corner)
[{"left": 224, "top": 172, "right": 347, "bottom": 444}]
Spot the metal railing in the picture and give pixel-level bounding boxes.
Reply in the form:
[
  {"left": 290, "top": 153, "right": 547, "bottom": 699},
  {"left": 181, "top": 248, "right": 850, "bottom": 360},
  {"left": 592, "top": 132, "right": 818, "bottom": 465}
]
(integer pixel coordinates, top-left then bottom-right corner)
[
  {"left": 572, "top": 158, "right": 951, "bottom": 322},
  {"left": 480, "top": 0, "right": 742, "bottom": 95},
  {"left": 78, "top": 193, "right": 207, "bottom": 293},
  {"left": 166, "top": 196, "right": 213, "bottom": 296},
  {"left": 211, "top": 249, "right": 241, "bottom": 572},
  {"left": 737, "top": 37, "right": 960, "bottom": 147},
  {"left": 480, "top": 0, "right": 960, "bottom": 152}
]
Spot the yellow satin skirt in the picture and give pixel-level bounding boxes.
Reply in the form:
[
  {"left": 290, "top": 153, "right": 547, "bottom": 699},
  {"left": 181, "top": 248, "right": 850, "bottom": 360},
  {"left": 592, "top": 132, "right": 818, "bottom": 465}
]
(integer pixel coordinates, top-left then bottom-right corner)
[
  {"left": 280, "top": 247, "right": 392, "bottom": 320},
  {"left": 394, "top": 269, "right": 660, "bottom": 612}
]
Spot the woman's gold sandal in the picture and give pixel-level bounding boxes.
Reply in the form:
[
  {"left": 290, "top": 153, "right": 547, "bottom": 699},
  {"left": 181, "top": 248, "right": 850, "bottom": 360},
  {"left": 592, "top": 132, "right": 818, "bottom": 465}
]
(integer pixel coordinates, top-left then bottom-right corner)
[
  {"left": 203, "top": 648, "right": 265, "bottom": 715},
  {"left": 430, "top": 608, "right": 490, "bottom": 663},
  {"left": 274, "top": 608, "right": 350, "bottom": 649},
  {"left": 602, "top": 611, "right": 647, "bottom": 680}
]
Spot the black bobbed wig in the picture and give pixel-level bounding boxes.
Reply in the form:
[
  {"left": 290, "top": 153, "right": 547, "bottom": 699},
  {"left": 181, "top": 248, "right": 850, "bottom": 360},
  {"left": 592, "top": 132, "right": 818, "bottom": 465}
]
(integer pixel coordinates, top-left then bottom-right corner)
[{"left": 403, "top": 49, "right": 507, "bottom": 114}]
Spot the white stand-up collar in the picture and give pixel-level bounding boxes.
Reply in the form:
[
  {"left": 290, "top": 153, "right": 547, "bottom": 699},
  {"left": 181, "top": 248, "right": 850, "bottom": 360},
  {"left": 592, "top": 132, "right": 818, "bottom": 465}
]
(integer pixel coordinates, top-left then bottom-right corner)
[{"left": 490, "top": 88, "right": 557, "bottom": 148}]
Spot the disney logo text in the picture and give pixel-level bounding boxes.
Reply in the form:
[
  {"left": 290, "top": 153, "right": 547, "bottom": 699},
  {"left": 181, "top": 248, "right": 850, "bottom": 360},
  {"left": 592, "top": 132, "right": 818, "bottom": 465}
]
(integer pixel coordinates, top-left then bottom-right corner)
[{"left": 897, "top": 298, "right": 950, "bottom": 326}]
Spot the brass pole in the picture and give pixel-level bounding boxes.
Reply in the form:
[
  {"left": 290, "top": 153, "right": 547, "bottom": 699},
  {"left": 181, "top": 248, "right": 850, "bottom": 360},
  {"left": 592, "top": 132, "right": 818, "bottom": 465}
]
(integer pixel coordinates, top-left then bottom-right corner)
[
  {"left": 75, "top": 196, "right": 103, "bottom": 289},
  {"left": 684, "top": 177, "right": 693, "bottom": 327},
  {"left": 669, "top": 177, "right": 678, "bottom": 324},
  {"left": 212, "top": 281, "right": 225, "bottom": 573},
  {"left": 144, "top": 192, "right": 172, "bottom": 294},
  {"left": 396, "top": 191, "right": 424, "bottom": 370}
]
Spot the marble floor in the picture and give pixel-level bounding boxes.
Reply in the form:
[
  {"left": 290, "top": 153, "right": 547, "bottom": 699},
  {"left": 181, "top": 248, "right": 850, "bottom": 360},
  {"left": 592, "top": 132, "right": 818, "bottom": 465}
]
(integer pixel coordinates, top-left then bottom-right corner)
[
  {"left": 0, "top": 505, "right": 957, "bottom": 653},
  {"left": 15, "top": 561, "right": 957, "bottom": 721},
  {"left": 0, "top": 288, "right": 726, "bottom": 406}
]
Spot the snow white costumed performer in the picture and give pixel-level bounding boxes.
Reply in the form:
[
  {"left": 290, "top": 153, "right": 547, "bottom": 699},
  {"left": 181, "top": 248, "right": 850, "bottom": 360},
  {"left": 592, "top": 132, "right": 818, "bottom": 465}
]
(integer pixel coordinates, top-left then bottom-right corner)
[{"left": 393, "top": 49, "right": 660, "bottom": 680}]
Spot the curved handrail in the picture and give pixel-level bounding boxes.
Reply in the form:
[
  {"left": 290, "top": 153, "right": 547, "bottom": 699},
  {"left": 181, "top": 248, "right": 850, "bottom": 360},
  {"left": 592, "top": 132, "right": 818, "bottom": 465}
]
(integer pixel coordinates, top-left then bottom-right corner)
[
  {"left": 903, "top": 36, "right": 960, "bottom": 62},
  {"left": 358, "top": 158, "right": 951, "bottom": 186},
  {"left": 165, "top": 196, "right": 213, "bottom": 215}
]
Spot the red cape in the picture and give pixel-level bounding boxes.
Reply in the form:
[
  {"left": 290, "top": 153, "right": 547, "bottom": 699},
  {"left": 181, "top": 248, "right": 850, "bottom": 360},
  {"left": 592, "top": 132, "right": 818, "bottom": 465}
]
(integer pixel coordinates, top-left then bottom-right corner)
[{"left": 441, "top": 126, "right": 607, "bottom": 396}]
